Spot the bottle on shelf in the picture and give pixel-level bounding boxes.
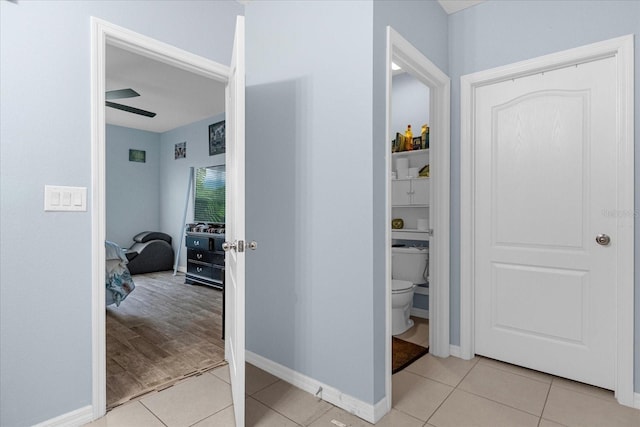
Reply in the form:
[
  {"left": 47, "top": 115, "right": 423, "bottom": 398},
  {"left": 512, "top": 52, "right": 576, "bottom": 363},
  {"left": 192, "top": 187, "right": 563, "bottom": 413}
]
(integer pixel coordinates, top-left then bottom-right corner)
[
  {"left": 421, "top": 124, "right": 429, "bottom": 149},
  {"left": 404, "top": 125, "right": 413, "bottom": 151}
]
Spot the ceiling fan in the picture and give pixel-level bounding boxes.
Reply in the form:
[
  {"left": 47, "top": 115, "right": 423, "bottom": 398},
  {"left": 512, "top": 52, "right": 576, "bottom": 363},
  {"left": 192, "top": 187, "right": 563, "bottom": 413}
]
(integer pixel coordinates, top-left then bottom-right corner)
[{"left": 106, "top": 88, "right": 156, "bottom": 118}]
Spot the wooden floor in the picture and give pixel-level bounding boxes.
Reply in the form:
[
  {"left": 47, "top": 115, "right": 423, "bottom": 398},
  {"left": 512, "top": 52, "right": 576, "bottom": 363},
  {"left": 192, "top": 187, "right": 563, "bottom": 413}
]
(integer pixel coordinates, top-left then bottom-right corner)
[{"left": 106, "top": 271, "right": 225, "bottom": 409}]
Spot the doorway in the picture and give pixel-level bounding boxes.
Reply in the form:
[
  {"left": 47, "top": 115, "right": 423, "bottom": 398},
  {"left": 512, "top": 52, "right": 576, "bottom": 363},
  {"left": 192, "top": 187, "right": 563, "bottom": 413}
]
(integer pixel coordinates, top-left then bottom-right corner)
[
  {"left": 384, "top": 26, "right": 451, "bottom": 412},
  {"left": 459, "top": 35, "right": 634, "bottom": 406},
  {"left": 90, "top": 17, "right": 233, "bottom": 419},
  {"left": 103, "top": 43, "right": 228, "bottom": 409}
]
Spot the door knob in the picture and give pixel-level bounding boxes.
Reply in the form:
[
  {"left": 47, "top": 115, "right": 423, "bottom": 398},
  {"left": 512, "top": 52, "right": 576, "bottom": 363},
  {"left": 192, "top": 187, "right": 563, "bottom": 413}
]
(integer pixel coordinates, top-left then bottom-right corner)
[
  {"left": 595, "top": 234, "right": 611, "bottom": 246},
  {"left": 222, "top": 241, "right": 236, "bottom": 251}
]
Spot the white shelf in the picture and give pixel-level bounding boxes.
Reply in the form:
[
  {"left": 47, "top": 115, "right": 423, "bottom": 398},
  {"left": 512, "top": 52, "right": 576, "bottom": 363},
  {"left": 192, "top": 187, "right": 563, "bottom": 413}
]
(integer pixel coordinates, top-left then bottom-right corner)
[
  {"left": 393, "top": 204, "right": 428, "bottom": 208},
  {"left": 392, "top": 148, "right": 429, "bottom": 157},
  {"left": 392, "top": 229, "right": 430, "bottom": 241},
  {"left": 392, "top": 177, "right": 430, "bottom": 182}
]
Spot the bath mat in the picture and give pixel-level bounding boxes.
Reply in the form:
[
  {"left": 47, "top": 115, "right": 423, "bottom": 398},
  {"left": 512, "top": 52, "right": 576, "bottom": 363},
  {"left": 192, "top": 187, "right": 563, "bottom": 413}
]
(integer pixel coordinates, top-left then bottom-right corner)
[{"left": 392, "top": 337, "right": 429, "bottom": 374}]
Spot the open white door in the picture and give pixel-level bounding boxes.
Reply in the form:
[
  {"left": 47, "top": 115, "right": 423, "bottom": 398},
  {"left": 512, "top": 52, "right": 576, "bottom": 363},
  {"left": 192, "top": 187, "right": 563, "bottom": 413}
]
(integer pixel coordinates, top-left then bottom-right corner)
[{"left": 224, "top": 15, "right": 245, "bottom": 427}]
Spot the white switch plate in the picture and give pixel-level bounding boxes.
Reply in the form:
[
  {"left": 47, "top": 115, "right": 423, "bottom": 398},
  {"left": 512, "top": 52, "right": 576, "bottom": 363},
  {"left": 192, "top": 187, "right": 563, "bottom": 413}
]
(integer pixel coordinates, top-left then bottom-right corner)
[{"left": 44, "top": 185, "right": 87, "bottom": 211}]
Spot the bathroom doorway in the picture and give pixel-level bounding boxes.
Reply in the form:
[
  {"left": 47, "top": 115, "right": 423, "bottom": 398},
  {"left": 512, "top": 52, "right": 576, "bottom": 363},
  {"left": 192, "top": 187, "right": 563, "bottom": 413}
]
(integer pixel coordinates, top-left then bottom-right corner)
[
  {"left": 389, "top": 70, "right": 431, "bottom": 347},
  {"left": 384, "top": 26, "right": 451, "bottom": 412}
]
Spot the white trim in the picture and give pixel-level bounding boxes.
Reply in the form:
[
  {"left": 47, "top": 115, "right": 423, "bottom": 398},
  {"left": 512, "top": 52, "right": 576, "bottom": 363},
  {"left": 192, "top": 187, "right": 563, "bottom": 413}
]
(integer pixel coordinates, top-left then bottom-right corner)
[
  {"left": 385, "top": 25, "right": 451, "bottom": 420},
  {"left": 449, "top": 345, "right": 462, "bottom": 359},
  {"left": 410, "top": 307, "right": 429, "bottom": 319},
  {"left": 32, "top": 406, "right": 93, "bottom": 427},
  {"left": 246, "top": 351, "right": 385, "bottom": 424},
  {"left": 460, "top": 35, "right": 634, "bottom": 406},
  {"left": 90, "top": 17, "right": 230, "bottom": 422},
  {"left": 634, "top": 393, "right": 640, "bottom": 410}
]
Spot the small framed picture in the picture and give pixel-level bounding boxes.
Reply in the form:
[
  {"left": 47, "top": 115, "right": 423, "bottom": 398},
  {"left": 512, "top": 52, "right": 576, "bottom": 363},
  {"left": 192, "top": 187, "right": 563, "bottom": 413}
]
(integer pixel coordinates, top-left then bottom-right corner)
[
  {"left": 413, "top": 136, "right": 422, "bottom": 150},
  {"left": 175, "top": 142, "right": 186, "bottom": 159},
  {"left": 209, "top": 120, "right": 225, "bottom": 156},
  {"left": 129, "top": 149, "right": 146, "bottom": 163}
]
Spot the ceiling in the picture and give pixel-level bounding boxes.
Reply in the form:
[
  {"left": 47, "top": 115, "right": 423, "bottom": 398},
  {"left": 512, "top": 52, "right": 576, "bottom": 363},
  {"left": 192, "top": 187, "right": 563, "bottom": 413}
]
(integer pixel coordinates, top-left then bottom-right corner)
[
  {"left": 106, "top": 45, "right": 225, "bottom": 133},
  {"left": 105, "top": 1, "right": 484, "bottom": 133}
]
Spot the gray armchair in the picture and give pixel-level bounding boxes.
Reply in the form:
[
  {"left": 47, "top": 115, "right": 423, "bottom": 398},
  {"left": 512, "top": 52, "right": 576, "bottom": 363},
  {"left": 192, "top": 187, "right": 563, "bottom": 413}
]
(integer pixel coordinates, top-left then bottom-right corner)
[{"left": 125, "top": 231, "right": 174, "bottom": 275}]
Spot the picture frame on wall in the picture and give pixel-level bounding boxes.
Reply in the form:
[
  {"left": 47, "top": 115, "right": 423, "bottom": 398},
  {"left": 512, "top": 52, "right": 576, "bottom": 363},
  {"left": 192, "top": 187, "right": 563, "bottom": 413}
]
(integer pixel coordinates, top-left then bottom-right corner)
[
  {"left": 209, "top": 120, "right": 225, "bottom": 156},
  {"left": 175, "top": 142, "right": 186, "bottom": 159},
  {"left": 129, "top": 149, "right": 146, "bottom": 163}
]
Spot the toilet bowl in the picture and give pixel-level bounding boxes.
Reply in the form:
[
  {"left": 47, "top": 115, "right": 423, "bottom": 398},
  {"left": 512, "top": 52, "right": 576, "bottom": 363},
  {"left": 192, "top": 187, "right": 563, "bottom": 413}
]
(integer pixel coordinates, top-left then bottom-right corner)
[
  {"left": 392, "top": 246, "right": 428, "bottom": 336},
  {"left": 392, "top": 280, "right": 416, "bottom": 335}
]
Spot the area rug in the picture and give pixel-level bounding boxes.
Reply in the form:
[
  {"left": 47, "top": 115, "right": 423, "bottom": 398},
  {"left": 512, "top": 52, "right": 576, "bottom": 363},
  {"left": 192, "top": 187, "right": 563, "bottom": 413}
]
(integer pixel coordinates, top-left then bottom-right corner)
[{"left": 392, "top": 337, "right": 429, "bottom": 374}]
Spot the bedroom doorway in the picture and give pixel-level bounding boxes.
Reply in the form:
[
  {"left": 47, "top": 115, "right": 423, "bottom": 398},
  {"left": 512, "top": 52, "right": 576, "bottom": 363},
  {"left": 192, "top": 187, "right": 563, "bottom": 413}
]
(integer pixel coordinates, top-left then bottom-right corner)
[
  {"left": 91, "top": 18, "right": 237, "bottom": 419},
  {"left": 102, "top": 41, "right": 229, "bottom": 409}
]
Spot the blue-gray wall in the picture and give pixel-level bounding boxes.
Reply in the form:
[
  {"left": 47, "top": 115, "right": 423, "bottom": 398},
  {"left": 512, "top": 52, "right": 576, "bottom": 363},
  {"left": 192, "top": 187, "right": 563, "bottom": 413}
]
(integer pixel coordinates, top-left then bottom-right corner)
[
  {"left": 106, "top": 125, "right": 161, "bottom": 249},
  {"left": 105, "top": 115, "right": 223, "bottom": 263},
  {"left": 372, "top": 0, "right": 449, "bottom": 403},
  {"left": 160, "top": 114, "right": 225, "bottom": 268},
  {"left": 245, "top": 0, "right": 378, "bottom": 404},
  {"left": 448, "top": 0, "right": 640, "bottom": 392},
  {"left": 0, "top": 1, "right": 242, "bottom": 425},
  {"left": 391, "top": 73, "right": 430, "bottom": 137}
]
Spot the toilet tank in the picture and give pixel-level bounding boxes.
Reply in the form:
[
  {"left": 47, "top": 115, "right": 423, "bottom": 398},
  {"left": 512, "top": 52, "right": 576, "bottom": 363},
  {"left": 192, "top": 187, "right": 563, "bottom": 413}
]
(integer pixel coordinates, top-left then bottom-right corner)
[{"left": 392, "top": 247, "right": 428, "bottom": 284}]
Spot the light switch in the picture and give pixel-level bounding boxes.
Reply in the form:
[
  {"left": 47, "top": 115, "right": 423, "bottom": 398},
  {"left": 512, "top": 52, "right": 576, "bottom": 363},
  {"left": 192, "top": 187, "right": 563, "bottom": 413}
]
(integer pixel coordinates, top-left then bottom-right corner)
[
  {"left": 73, "top": 191, "right": 82, "bottom": 206},
  {"left": 50, "top": 191, "right": 61, "bottom": 206},
  {"left": 45, "top": 185, "right": 87, "bottom": 211},
  {"left": 62, "top": 191, "right": 72, "bottom": 206}
]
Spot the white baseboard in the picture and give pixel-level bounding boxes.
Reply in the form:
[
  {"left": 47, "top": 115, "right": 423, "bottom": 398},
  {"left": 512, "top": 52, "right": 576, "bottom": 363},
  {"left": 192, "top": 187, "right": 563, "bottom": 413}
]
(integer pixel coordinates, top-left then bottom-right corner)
[
  {"left": 176, "top": 265, "right": 186, "bottom": 273},
  {"left": 634, "top": 392, "right": 640, "bottom": 409},
  {"left": 246, "top": 351, "right": 385, "bottom": 424},
  {"left": 410, "top": 307, "right": 429, "bottom": 319},
  {"left": 449, "top": 345, "right": 462, "bottom": 358},
  {"left": 32, "top": 405, "right": 93, "bottom": 427}
]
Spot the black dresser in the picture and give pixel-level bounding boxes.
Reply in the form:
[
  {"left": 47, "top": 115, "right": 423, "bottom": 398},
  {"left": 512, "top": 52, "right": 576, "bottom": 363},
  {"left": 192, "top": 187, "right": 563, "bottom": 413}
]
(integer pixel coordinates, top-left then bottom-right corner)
[{"left": 185, "top": 232, "right": 225, "bottom": 289}]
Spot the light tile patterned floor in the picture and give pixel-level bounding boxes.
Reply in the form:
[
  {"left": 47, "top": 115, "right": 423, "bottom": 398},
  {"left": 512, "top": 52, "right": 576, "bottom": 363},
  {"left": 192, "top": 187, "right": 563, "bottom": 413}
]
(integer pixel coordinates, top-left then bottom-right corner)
[
  {"left": 86, "top": 357, "right": 640, "bottom": 427},
  {"left": 87, "top": 317, "right": 640, "bottom": 426}
]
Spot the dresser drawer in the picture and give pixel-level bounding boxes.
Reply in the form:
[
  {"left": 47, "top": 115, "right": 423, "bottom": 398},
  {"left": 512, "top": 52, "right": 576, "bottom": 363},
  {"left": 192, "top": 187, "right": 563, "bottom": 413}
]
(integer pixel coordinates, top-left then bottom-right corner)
[
  {"left": 188, "top": 248, "right": 213, "bottom": 264},
  {"left": 187, "top": 262, "right": 223, "bottom": 282},
  {"left": 186, "top": 236, "right": 213, "bottom": 250},
  {"left": 187, "top": 249, "right": 224, "bottom": 265},
  {"left": 187, "top": 261, "right": 212, "bottom": 277}
]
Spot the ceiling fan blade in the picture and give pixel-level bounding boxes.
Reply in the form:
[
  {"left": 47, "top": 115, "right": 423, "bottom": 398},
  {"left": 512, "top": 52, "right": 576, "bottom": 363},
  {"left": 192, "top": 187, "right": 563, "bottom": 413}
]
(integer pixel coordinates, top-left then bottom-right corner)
[
  {"left": 106, "top": 101, "right": 156, "bottom": 118},
  {"left": 106, "top": 88, "right": 140, "bottom": 100}
]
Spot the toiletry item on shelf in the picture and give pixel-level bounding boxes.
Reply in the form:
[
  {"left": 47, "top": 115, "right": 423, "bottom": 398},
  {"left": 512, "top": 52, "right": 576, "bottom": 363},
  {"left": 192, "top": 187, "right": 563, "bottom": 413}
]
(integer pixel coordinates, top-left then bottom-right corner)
[
  {"left": 396, "top": 158, "right": 409, "bottom": 179},
  {"left": 408, "top": 167, "right": 419, "bottom": 178},
  {"left": 392, "top": 218, "right": 404, "bottom": 229},
  {"left": 395, "top": 132, "right": 405, "bottom": 152},
  {"left": 404, "top": 125, "right": 413, "bottom": 151},
  {"left": 421, "top": 124, "right": 430, "bottom": 149},
  {"left": 419, "top": 164, "right": 430, "bottom": 177}
]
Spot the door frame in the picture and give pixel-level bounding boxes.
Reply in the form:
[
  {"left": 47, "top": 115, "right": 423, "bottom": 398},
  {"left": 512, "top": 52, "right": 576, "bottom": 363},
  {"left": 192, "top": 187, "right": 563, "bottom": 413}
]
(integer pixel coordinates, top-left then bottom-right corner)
[
  {"left": 384, "top": 26, "right": 451, "bottom": 413},
  {"left": 459, "top": 35, "right": 634, "bottom": 406},
  {"left": 90, "top": 17, "right": 230, "bottom": 419}
]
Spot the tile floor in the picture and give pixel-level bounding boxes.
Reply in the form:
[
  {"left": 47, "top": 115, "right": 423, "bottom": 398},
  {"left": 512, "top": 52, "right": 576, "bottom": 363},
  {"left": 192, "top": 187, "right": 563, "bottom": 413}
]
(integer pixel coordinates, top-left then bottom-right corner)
[{"left": 87, "top": 316, "right": 640, "bottom": 427}]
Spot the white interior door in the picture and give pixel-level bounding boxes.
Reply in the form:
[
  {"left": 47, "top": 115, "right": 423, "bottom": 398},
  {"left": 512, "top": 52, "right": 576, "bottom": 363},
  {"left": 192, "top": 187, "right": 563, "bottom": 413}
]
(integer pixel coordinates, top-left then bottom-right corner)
[
  {"left": 225, "top": 15, "right": 245, "bottom": 427},
  {"left": 474, "top": 56, "right": 617, "bottom": 389}
]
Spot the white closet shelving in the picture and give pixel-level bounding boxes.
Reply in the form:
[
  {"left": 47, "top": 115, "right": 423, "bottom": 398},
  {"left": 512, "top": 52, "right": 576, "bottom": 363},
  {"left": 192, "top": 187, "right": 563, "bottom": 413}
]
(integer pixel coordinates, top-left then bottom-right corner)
[{"left": 392, "top": 148, "right": 430, "bottom": 241}]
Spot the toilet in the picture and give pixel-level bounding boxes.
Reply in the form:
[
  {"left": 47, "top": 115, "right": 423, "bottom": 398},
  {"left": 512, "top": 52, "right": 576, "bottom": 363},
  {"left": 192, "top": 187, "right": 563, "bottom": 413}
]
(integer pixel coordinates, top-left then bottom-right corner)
[{"left": 392, "top": 246, "right": 429, "bottom": 335}]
